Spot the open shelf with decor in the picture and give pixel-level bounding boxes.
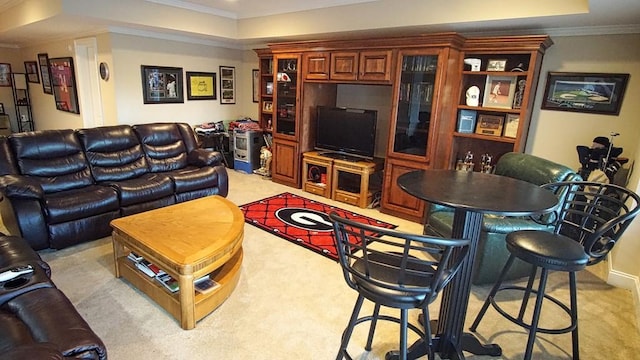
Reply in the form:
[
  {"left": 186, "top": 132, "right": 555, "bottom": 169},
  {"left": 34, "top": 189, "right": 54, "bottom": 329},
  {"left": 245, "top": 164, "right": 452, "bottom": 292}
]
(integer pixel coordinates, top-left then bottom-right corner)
[{"left": 449, "top": 36, "right": 553, "bottom": 172}]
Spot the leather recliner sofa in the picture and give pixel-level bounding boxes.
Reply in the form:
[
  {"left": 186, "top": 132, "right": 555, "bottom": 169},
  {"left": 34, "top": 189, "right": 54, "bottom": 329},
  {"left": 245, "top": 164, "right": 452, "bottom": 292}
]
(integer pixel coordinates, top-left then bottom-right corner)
[
  {"left": 0, "top": 122, "right": 228, "bottom": 250},
  {"left": 0, "top": 234, "right": 106, "bottom": 359},
  {"left": 425, "top": 152, "right": 582, "bottom": 285}
]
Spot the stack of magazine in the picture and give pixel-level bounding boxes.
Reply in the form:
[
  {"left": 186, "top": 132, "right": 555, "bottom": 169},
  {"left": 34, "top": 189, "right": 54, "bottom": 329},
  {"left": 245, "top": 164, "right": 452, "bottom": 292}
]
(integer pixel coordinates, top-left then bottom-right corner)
[{"left": 127, "top": 252, "right": 219, "bottom": 294}]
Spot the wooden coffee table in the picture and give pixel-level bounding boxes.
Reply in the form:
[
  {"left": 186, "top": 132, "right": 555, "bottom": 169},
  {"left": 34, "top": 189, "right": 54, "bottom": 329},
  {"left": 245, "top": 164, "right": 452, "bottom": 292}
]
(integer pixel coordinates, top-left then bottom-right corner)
[{"left": 110, "top": 195, "right": 244, "bottom": 330}]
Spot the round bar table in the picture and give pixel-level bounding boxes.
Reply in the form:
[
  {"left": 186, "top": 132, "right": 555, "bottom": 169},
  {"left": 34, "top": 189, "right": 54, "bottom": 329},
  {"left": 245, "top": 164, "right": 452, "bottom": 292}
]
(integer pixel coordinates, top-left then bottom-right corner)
[{"left": 393, "top": 169, "right": 559, "bottom": 360}]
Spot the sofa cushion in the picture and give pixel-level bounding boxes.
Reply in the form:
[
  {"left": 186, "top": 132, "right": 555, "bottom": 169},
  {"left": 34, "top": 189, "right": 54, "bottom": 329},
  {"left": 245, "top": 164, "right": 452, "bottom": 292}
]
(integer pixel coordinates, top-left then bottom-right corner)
[
  {"left": 9, "top": 130, "right": 93, "bottom": 193},
  {"left": 165, "top": 166, "right": 219, "bottom": 193},
  {"left": 77, "top": 125, "right": 149, "bottom": 182},
  {"left": 109, "top": 173, "right": 174, "bottom": 206},
  {"left": 133, "top": 123, "right": 190, "bottom": 172},
  {"left": 44, "top": 185, "right": 119, "bottom": 224}
]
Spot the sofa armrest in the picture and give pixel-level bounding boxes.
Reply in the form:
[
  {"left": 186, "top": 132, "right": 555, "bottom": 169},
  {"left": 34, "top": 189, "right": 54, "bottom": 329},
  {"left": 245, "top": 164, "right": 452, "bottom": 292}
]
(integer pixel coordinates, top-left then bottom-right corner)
[
  {"left": 5, "top": 287, "right": 107, "bottom": 360},
  {"left": 0, "top": 176, "right": 44, "bottom": 200},
  {"left": 187, "top": 149, "right": 223, "bottom": 167}
]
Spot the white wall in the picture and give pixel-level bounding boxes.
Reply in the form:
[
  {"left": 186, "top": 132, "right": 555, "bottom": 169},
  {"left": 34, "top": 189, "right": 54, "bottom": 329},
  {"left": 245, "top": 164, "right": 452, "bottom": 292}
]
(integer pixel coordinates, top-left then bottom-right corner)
[
  {"left": 110, "top": 33, "right": 257, "bottom": 128},
  {"left": 526, "top": 33, "right": 640, "bottom": 288}
]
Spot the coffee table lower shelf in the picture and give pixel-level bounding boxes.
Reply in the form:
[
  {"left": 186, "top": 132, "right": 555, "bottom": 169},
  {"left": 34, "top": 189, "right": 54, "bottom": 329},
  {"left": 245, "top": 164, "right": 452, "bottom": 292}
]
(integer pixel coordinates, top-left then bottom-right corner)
[{"left": 116, "top": 248, "right": 243, "bottom": 329}]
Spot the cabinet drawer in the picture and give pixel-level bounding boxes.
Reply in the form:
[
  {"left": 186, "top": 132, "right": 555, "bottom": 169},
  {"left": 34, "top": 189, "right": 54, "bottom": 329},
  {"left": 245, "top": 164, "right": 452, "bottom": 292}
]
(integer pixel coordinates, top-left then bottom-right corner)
[
  {"left": 304, "top": 183, "right": 330, "bottom": 197},
  {"left": 333, "top": 190, "right": 360, "bottom": 206}
]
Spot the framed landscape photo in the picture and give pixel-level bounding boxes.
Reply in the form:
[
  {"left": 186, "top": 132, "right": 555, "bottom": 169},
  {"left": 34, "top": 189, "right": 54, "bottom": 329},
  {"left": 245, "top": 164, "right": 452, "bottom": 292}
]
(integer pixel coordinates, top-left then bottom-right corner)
[
  {"left": 541, "top": 72, "right": 629, "bottom": 115},
  {"left": 219, "top": 66, "right": 236, "bottom": 104},
  {"left": 0, "top": 63, "right": 11, "bottom": 87},
  {"left": 24, "top": 61, "right": 39, "bottom": 83},
  {"left": 49, "top": 57, "right": 80, "bottom": 114},
  {"left": 186, "top": 71, "right": 216, "bottom": 100},
  {"left": 482, "top": 75, "right": 517, "bottom": 109},
  {"left": 141, "top": 65, "right": 184, "bottom": 104},
  {"left": 38, "top": 53, "right": 53, "bottom": 94}
]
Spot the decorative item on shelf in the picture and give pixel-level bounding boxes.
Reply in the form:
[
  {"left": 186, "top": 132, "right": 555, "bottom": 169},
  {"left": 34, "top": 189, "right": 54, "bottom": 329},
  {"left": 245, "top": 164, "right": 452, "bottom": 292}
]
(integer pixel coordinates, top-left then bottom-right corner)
[
  {"left": 512, "top": 79, "right": 526, "bottom": 109},
  {"left": 252, "top": 69, "right": 259, "bottom": 103},
  {"left": 263, "top": 101, "right": 273, "bottom": 112},
  {"left": 510, "top": 63, "right": 526, "bottom": 72},
  {"left": 486, "top": 59, "right": 507, "bottom": 71},
  {"left": 456, "top": 151, "right": 474, "bottom": 171},
  {"left": 482, "top": 75, "right": 517, "bottom": 109},
  {"left": 276, "top": 72, "right": 291, "bottom": 82},
  {"left": 254, "top": 146, "right": 272, "bottom": 177},
  {"left": 466, "top": 85, "right": 480, "bottom": 106},
  {"left": 481, "top": 153, "right": 494, "bottom": 173},
  {"left": 457, "top": 109, "right": 477, "bottom": 133},
  {"left": 503, "top": 114, "right": 520, "bottom": 138},
  {"left": 463, "top": 58, "right": 481, "bottom": 72},
  {"left": 265, "top": 82, "right": 273, "bottom": 95},
  {"left": 475, "top": 114, "right": 504, "bottom": 136}
]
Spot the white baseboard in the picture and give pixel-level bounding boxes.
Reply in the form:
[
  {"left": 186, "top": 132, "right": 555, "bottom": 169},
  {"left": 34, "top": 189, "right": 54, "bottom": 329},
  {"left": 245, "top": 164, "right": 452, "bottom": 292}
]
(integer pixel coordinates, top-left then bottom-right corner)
[{"left": 606, "top": 261, "right": 640, "bottom": 330}]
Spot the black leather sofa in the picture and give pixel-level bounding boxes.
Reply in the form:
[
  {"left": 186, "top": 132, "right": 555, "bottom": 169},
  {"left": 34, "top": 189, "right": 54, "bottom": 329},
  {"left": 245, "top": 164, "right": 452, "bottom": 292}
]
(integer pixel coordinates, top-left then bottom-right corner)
[
  {"left": 0, "top": 234, "right": 106, "bottom": 359},
  {"left": 0, "top": 122, "right": 228, "bottom": 250}
]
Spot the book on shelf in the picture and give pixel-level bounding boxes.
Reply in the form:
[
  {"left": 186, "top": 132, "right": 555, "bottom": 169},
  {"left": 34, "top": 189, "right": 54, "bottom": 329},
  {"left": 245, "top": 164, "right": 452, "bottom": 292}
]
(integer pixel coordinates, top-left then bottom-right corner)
[
  {"left": 156, "top": 273, "right": 179, "bottom": 293},
  {"left": 127, "top": 251, "right": 143, "bottom": 263},
  {"left": 135, "top": 259, "right": 166, "bottom": 278},
  {"left": 194, "top": 275, "right": 220, "bottom": 294}
]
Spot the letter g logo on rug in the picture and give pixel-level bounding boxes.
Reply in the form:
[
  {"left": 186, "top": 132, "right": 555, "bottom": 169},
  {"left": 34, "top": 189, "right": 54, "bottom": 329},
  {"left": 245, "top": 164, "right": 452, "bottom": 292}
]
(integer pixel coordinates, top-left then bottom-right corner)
[{"left": 275, "top": 208, "right": 333, "bottom": 232}]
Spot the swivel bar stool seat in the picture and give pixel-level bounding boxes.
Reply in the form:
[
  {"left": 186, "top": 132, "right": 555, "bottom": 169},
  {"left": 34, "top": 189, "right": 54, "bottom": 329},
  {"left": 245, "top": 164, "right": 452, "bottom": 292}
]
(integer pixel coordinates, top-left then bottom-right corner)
[
  {"left": 470, "top": 181, "right": 640, "bottom": 360},
  {"left": 330, "top": 213, "right": 470, "bottom": 360}
]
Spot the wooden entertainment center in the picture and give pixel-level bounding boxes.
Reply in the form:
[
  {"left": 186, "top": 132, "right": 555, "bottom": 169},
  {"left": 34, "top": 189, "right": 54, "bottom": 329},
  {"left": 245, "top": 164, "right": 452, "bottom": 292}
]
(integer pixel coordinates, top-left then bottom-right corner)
[
  {"left": 302, "top": 151, "right": 383, "bottom": 208},
  {"left": 255, "top": 33, "right": 553, "bottom": 222}
]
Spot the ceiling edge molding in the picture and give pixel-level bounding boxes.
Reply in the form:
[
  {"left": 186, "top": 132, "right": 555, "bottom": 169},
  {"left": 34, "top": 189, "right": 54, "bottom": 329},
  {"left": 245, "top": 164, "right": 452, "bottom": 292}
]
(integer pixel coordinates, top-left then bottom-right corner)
[
  {"left": 108, "top": 26, "right": 245, "bottom": 50},
  {"left": 467, "top": 24, "right": 640, "bottom": 38},
  {"left": 144, "top": 0, "right": 237, "bottom": 19}
]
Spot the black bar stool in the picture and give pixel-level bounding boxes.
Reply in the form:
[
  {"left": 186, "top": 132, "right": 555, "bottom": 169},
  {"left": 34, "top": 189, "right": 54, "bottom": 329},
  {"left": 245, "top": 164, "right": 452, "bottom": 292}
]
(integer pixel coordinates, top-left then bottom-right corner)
[
  {"left": 470, "top": 181, "right": 640, "bottom": 359},
  {"left": 330, "top": 212, "right": 471, "bottom": 360}
]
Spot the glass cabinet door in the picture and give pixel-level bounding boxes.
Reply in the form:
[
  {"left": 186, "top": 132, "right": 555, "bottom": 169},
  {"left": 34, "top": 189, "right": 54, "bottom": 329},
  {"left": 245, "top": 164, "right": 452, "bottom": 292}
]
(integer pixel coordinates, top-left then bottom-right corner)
[
  {"left": 275, "top": 57, "right": 299, "bottom": 136},
  {"left": 392, "top": 54, "right": 438, "bottom": 157}
]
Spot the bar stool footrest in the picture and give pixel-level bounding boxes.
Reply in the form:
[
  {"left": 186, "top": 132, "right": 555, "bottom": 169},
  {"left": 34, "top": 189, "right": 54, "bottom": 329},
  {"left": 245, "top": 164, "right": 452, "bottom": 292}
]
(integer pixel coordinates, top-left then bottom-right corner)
[{"left": 489, "top": 285, "right": 577, "bottom": 335}]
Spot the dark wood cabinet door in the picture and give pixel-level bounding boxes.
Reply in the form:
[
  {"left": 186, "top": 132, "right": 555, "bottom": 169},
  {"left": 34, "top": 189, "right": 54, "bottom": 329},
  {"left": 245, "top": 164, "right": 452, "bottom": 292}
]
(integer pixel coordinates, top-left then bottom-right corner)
[
  {"left": 330, "top": 51, "right": 359, "bottom": 81},
  {"left": 359, "top": 50, "right": 392, "bottom": 82},
  {"left": 271, "top": 138, "right": 300, "bottom": 187},
  {"left": 380, "top": 159, "right": 426, "bottom": 222},
  {"left": 304, "top": 52, "right": 330, "bottom": 80}
]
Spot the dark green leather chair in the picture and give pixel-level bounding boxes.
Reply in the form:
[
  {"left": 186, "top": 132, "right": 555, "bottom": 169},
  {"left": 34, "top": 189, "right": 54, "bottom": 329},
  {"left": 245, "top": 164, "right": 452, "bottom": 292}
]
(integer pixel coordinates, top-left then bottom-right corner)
[{"left": 425, "top": 152, "right": 582, "bottom": 285}]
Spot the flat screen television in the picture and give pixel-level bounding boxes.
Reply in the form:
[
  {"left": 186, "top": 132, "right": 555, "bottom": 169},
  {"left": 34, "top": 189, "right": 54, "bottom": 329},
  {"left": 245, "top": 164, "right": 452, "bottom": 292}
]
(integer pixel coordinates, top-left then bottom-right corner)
[{"left": 315, "top": 106, "right": 378, "bottom": 160}]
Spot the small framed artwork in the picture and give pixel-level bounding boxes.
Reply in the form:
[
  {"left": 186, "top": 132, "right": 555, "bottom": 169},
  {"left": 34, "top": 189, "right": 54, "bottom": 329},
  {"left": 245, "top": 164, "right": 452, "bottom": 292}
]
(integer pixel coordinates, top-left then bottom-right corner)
[
  {"left": 49, "top": 57, "right": 80, "bottom": 114},
  {"left": 486, "top": 59, "right": 507, "bottom": 71},
  {"left": 186, "top": 71, "right": 216, "bottom": 101},
  {"left": 38, "top": 53, "right": 53, "bottom": 94},
  {"left": 541, "top": 72, "right": 630, "bottom": 115},
  {"left": 503, "top": 114, "right": 519, "bottom": 138},
  {"left": 475, "top": 114, "right": 504, "bottom": 136},
  {"left": 482, "top": 75, "right": 517, "bottom": 109},
  {"left": 262, "top": 101, "right": 273, "bottom": 112},
  {"left": 24, "top": 61, "right": 40, "bottom": 83},
  {"left": 0, "top": 103, "right": 4, "bottom": 114},
  {"left": 219, "top": 66, "right": 236, "bottom": 104},
  {"left": 0, "top": 63, "right": 12, "bottom": 87},
  {"left": 266, "top": 81, "right": 273, "bottom": 95},
  {"left": 141, "top": 65, "right": 184, "bottom": 104},
  {"left": 252, "top": 69, "right": 259, "bottom": 103}
]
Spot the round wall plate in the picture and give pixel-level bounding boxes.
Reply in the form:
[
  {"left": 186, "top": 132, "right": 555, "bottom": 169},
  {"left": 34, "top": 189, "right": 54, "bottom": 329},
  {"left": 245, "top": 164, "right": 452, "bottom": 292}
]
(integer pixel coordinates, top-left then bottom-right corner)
[{"left": 99, "top": 62, "right": 109, "bottom": 81}]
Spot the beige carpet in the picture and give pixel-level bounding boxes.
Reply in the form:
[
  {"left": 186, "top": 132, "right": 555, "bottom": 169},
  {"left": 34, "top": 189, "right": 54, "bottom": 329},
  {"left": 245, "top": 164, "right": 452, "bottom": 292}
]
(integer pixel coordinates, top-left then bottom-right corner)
[{"left": 35, "top": 170, "right": 639, "bottom": 359}]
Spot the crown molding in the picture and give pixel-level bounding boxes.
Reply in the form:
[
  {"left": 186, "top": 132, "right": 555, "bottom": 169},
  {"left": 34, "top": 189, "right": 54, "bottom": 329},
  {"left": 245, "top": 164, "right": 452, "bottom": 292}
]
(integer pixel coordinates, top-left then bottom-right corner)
[{"left": 108, "top": 26, "right": 245, "bottom": 50}]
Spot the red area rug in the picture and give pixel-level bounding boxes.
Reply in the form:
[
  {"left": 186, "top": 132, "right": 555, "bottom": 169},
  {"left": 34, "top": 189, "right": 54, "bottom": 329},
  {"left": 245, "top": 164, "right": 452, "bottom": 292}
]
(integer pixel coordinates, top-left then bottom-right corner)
[{"left": 240, "top": 192, "right": 397, "bottom": 261}]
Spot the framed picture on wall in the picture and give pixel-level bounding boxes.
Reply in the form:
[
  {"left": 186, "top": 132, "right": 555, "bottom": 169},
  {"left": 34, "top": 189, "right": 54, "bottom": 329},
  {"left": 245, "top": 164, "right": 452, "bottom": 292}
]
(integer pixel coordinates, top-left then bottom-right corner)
[
  {"left": 49, "top": 57, "right": 80, "bottom": 114},
  {"left": 186, "top": 71, "right": 216, "bottom": 100},
  {"left": 24, "top": 61, "right": 40, "bottom": 83},
  {"left": 141, "top": 65, "right": 184, "bottom": 104},
  {"left": 0, "top": 63, "right": 11, "bottom": 87},
  {"left": 219, "top": 66, "right": 236, "bottom": 104},
  {"left": 541, "top": 72, "right": 630, "bottom": 115},
  {"left": 252, "top": 69, "right": 259, "bottom": 103},
  {"left": 38, "top": 53, "right": 53, "bottom": 94}
]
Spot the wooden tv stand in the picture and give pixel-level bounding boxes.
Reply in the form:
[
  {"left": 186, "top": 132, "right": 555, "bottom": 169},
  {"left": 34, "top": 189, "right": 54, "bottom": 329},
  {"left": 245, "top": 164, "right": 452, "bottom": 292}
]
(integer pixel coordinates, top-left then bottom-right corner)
[{"left": 302, "top": 151, "right": 383, "bottom": 208}]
